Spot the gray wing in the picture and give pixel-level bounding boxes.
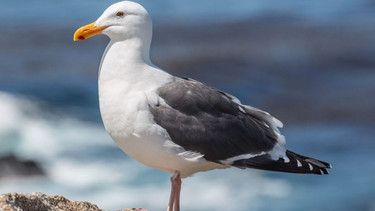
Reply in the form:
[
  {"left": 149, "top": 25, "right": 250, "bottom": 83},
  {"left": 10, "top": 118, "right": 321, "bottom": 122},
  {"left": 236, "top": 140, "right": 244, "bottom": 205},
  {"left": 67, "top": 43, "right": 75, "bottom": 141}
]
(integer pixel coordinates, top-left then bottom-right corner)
[{"left": 149, "top": 77, "right": 284, "bottom": 163}]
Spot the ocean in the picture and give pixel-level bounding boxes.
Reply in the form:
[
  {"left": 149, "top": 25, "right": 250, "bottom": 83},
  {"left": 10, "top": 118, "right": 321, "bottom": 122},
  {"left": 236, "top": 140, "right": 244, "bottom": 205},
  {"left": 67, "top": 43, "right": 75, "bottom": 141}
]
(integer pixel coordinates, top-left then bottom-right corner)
[{"left": 0, "top": 1, "right": 374, "bottom": 210}]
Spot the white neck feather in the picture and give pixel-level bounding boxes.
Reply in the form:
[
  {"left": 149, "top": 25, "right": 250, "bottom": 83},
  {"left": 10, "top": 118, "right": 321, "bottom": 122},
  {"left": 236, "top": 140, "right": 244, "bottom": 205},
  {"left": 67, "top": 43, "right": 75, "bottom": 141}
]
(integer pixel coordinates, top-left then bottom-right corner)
[
  {"left": 98, "top": 36, "right": 172, "bottom": 96},
  {"left": 99, "top": 37, "right": 151, "bottom": 79}
]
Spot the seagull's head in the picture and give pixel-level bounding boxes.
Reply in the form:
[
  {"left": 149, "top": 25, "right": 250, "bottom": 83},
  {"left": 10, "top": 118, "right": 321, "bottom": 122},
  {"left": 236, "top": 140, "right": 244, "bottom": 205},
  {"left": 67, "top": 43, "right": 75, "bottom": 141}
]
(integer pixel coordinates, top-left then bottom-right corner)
[{"left": 73, "top": 1, "right": 152, "bottom": 42}]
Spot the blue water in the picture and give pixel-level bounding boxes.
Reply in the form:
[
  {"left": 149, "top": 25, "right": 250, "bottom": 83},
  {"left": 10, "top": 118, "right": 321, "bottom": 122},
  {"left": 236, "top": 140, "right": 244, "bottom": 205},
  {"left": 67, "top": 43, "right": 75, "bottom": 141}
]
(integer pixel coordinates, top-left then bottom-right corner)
[
  {"left": 1, "top": 0, "right": 375, "bottom": 25},
  {"left": 0, "top": 1, "right": 374, "bottom": 211}
]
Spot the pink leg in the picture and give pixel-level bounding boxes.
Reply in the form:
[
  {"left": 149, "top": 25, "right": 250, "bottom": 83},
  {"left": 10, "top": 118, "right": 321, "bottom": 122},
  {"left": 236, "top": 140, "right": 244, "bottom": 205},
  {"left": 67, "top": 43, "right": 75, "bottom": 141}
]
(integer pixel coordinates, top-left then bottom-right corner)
[
  {"left": 167, "top": 175, "right": 176, "bottom": 211},
  {"left": 167, "top": 171, "right": 181, "bottom": 211},
  {"left": 173, "top": 172, "right": 182, "bottom": 211}
]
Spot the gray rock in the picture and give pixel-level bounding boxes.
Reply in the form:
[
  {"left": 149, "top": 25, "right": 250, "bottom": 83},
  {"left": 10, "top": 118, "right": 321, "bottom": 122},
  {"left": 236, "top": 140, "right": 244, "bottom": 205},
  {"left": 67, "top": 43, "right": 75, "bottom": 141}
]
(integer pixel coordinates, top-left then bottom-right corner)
[
  {"left": 0, "top": 193, "right": 101, "bottom": 211},
  {"left": 0, "top": 193, "right": 148, "bottom": 211}
]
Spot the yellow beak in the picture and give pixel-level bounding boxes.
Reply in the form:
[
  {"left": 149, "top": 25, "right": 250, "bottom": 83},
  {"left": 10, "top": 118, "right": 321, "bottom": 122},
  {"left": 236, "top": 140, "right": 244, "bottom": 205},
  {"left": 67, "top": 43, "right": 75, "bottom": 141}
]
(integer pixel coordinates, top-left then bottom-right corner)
[{"left": 73, "top": 22, "right": 107, "bottom": 41}]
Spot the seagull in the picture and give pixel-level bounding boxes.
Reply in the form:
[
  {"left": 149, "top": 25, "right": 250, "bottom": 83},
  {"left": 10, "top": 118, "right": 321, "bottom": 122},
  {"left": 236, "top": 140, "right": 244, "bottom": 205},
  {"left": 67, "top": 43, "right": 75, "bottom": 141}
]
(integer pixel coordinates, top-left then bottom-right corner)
[{"left": 73, "top": 1, "right": 331, "bottom": 210}]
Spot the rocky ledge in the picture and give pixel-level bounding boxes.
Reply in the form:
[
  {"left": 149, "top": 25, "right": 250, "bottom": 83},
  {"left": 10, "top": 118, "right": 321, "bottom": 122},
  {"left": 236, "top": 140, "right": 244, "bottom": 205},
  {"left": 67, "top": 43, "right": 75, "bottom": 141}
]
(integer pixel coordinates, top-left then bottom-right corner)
[{"left": 0, "top": 193, "right": 146, "bottom": 211}]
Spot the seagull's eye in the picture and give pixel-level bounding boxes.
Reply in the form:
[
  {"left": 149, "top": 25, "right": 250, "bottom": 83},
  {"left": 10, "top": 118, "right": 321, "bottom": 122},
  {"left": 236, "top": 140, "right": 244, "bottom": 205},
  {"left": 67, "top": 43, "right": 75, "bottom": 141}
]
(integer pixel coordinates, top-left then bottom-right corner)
[{"left": 116, "top": 11, "right": 125, "bottom": 17}]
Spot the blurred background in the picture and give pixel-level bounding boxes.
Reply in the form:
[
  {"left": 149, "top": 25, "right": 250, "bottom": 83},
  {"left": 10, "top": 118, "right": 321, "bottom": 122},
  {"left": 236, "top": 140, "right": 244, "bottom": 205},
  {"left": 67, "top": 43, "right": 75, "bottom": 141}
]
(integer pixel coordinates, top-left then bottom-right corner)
[{"left": 0, "top": 0, "right": 374, "bottom": 210}]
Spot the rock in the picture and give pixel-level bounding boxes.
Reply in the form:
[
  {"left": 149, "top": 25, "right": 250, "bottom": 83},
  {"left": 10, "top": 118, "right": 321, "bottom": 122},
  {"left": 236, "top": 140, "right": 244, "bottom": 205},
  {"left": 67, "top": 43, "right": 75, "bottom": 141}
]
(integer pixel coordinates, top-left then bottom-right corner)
[
  {"left": 0, "top": 193, "right": 148, "bottom": 211},
  {"left": 0, "top": 155, "right": 45, "bottom": 179},
  {"left": 0, "top": 193, "right": 100, "bottom": 211}
]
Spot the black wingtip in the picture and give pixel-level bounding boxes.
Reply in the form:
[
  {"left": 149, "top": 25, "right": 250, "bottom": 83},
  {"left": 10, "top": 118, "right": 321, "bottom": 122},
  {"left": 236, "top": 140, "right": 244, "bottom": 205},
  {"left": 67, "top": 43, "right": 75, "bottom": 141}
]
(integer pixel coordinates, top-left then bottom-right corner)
[
  {"left": 231, "top": 150, "right": 331, "bottom": 175},
  {"left": 318, "top": 168, "right": 329, "bottom": 175}
]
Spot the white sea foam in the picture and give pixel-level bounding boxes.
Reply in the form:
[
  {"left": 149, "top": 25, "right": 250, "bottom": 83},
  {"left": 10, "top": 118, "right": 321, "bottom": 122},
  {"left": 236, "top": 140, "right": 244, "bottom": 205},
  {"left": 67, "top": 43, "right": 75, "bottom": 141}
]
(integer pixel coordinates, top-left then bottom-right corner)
[
  {"left": 0, "top": 91, "right": 292, "bottom": 211},
  {"left": 0, "top": 92, "right": 111, "bottom": 159}
]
